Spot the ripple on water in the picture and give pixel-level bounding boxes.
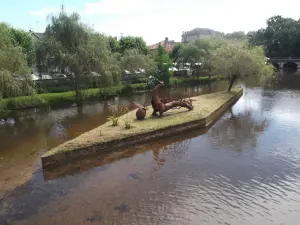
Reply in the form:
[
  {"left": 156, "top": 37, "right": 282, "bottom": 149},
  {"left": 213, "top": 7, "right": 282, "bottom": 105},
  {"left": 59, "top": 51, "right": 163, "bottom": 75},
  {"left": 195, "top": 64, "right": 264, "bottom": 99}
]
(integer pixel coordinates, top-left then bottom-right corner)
[{"left": 2, "top": 86, "right": 300, "bottom": 225}]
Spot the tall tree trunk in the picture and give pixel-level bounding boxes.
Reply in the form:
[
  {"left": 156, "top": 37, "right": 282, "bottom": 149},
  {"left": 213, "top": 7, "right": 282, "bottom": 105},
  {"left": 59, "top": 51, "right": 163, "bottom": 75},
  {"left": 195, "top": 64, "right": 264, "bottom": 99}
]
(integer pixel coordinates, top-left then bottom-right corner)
[{"left": 228, "top": 75, "right": 237, "bottom": 92}]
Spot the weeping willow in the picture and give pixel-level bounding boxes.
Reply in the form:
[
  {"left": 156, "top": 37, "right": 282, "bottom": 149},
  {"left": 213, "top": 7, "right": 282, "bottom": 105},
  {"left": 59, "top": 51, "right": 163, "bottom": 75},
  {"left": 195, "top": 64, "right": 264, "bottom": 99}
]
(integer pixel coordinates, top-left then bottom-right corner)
[
  {"left": 0, "top": 23, "right": 34, "bottom": 98},
  {"left": 36, "top": 9, "right": 122, "bottom": 106}
]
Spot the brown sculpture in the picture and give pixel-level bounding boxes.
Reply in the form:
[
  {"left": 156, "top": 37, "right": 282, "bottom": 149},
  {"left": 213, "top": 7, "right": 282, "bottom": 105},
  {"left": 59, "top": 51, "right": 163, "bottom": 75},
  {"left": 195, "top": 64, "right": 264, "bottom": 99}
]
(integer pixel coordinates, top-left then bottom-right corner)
[
  {"left": 133, "top": 102, "right": 147, "bottom": 120},
  {"left": 151, "top": 82, "right": 193, "bottom": 117},
  {"left": 151, "top": 82, "right": 166, "bottom": 116}
]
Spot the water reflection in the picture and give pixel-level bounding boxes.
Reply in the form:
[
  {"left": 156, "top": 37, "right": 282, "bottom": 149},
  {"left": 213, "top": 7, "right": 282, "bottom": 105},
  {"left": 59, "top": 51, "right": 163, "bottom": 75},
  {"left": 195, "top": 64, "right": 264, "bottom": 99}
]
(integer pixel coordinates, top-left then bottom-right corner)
[
  {"left": 43, "top": 129, "right": 205, "bottom": 181},
  {"left": 209, "top": 106, "right": 268, "bottom": 152},
  {"left": 3, "top": 82, "right": 300, "bottom": 224}
]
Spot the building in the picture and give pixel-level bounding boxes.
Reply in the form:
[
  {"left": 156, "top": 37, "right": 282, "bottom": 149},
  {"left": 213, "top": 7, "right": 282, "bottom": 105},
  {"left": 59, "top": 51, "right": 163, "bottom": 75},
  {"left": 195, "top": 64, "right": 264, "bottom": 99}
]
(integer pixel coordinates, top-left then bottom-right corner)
[
  {"left": 28, "top": 30, "right": 66, "bottom": 77},
  {"left": 148, "top": 37, "right": 177, "bottom": 53},
  {"left": 181, "top": 28, "right": 223, "bottom": 43},
  {"left": 28, "top": 29, "right": 44, "bottom": 41}
]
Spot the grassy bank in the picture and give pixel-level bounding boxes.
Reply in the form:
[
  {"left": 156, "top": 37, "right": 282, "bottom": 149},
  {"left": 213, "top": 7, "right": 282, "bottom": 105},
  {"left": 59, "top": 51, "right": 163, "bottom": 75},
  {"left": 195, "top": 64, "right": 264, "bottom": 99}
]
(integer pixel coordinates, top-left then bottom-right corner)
[
  {"left": 0, "top": 83, "right": 148, "bottom": 111},
  {"left": 41, "top": 87, "right": 242, "bottom": 169},
  {"left": 0, "top": 75, "right": 224, "bottom": 112}
]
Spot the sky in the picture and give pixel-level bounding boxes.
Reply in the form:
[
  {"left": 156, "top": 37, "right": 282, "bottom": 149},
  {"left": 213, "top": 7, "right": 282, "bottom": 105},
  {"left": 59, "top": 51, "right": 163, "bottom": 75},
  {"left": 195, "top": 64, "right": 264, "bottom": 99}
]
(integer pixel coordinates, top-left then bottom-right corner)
[{"left": 1, "top": 0, "right": 300, "bottom": 45}]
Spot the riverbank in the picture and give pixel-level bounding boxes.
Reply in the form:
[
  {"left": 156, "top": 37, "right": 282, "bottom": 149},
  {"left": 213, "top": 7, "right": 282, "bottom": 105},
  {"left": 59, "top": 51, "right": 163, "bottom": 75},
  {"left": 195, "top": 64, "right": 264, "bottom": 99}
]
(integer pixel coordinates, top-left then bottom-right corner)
[
  {"left": 41, "top": 87, "right": 243, "bottom": 169},
  {"left": 0, "top": 75, "right": 224, "bottom": 114}
]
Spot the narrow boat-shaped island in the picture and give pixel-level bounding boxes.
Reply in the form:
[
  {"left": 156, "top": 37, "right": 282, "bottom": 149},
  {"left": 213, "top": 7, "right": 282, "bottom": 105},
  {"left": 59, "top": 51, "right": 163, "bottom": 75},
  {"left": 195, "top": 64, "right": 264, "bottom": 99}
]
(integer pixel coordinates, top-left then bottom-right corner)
[{"left": 41, "top": 87, "right": 243, "bottom": 169}]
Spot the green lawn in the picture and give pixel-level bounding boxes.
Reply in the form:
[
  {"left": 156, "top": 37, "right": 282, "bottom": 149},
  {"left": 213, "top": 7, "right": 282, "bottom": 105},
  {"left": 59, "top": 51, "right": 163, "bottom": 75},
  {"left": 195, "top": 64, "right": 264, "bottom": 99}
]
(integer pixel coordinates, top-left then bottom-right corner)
[{"left": 0, "top": 76, "right": 224, "bottom": 112}]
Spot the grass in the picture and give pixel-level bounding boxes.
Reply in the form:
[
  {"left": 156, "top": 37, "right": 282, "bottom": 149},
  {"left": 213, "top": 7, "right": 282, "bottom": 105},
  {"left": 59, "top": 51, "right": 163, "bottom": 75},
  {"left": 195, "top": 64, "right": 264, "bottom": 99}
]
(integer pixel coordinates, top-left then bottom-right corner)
[
  {"left": 43, "top": 87, "right": 242, "bottom": 158},
  {"left": 170, "top": 75, "right": 224, "bottom": 86},
  {"left": 107, "top": 115, "right": 120, "bottom": 126},
  {"left": 0, "top": 76, "right": 224, "bottom": 112},
  {"left": 0, "top": 83, "right": 149, "bottom": 111}
]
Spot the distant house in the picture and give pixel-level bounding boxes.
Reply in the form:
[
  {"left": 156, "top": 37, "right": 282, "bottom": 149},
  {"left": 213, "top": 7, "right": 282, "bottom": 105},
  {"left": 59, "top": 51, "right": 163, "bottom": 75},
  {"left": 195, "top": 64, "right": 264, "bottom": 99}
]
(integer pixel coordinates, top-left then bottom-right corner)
[
  {"left": 148, "top": 37, "right": 177, "bottom": 53},
  {"left": 28, "top": 30, "right": 68, "bottom": 78},
  {"left": 28, "top": 29, "right": 44, "bottom": 41},
  {"left": 181, "top": 28, "right": 223, "bottom": 43}
]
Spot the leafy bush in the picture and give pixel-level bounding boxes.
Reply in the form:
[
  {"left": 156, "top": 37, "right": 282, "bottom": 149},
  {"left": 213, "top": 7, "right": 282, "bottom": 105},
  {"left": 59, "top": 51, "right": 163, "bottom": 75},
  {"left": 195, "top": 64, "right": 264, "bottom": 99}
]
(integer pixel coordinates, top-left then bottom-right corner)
[
  {"left": 107, "top": 115, "right": 119, "bottom": 126},
  {"left": 124, "top": 120, "right": 131, "bottom": 129},
  {"left": 121, "top": 106, "right": 131, "bottom": 129}
]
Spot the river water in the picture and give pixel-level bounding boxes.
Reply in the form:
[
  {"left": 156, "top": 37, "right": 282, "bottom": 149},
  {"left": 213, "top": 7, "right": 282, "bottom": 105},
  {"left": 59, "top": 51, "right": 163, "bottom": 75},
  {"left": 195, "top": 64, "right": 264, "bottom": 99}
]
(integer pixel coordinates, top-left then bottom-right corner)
[{"left": 1, "top": 80, "right": 300, "bottom": 225}]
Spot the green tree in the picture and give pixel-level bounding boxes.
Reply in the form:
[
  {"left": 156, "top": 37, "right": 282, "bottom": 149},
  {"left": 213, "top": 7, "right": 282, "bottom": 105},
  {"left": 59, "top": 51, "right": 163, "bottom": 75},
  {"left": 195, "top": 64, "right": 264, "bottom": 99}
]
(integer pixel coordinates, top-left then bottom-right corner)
[
  {"left": 179, "top": 38, "right": 223, "bottom": 64},
  {"left": 179, "top": 42, "right": 204, "bottom": 64},
  {"left": 153, "top": 44, "right": 173, "bottom": 85},
  {"left": 0, "top": 23, "right": 34, "bottom": 98},
  {"left": 247, "top": 15, "right": 300, "bottom": 57},
  {"left": 169, "top": 43, "right": 184, "bottom": 62},
  {"left": 179, "top": 38, "right": 225, "bottom": 78},
  {"left": 118, "top": 36, "right": 148, "bottom": 55},
  {"left": 10, "top": 28, "right": 36, "bottom": 67},
  {"left": 225, "top": 31, "right": 247, "bottom": 40},
  {"left": 120, "top": 48, "right": 156, "bottom": 75},
  {"left": 36, "top": 8, "right": 121, "bottom": 106},
  {"left": 247, "top": 29, "right": 265, "bottom": 47},
  {"left": 209, "top": 40, "right": 275, "bottom": 92},
  {"left": 108, "top": 35, "right": 120, "bottom": 53}
]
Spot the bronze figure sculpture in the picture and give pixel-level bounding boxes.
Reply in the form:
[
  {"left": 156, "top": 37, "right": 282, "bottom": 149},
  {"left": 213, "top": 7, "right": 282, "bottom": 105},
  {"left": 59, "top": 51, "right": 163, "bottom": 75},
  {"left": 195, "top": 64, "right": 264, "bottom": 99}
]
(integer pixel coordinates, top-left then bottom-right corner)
[
  {"left": 133, "top": 80, "right": 194, "bottom": 120},
  {"left": 151, "top": 81, "right": 193, "bottom": 117}
]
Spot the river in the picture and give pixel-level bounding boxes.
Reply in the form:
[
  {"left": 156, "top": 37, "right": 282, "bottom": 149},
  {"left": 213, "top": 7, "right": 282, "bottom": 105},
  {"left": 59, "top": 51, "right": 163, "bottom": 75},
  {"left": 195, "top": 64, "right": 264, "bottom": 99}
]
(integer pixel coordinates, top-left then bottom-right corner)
[{"left": 1, "top": 80, "right": 300, "bottom": 225}]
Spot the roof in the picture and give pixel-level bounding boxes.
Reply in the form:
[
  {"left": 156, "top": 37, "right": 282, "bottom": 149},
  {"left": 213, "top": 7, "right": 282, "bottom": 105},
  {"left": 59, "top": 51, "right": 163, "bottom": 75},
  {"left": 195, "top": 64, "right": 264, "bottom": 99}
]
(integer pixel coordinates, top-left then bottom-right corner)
[
  {"left": 148, "top": 39, "right": 177, "bottom": 53},
  {"left": 182, "top": 28, "right": 223, "bottom": 37},
  {"left": 28, "top": 30, "right": 44, "bottom": 40}
]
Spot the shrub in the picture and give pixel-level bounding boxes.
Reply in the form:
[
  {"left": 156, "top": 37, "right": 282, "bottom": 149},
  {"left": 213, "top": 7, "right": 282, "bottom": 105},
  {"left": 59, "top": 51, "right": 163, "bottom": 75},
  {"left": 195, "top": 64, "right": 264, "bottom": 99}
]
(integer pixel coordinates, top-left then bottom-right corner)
[
  {"left": 107, "top": 115, "right": 119, "bottom": 126},
  {"left": 124, "top": 120, "right": 131, "bottom": 129},
  {"left": 120, "top": 106, "right": 131, "bottom": 129}
]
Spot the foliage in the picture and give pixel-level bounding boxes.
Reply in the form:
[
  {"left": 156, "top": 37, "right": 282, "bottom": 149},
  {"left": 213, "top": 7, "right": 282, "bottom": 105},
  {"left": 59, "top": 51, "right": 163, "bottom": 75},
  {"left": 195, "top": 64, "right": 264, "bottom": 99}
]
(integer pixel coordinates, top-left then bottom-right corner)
[
  {"left": 10, "top": 27, "right": 36, "bottom": 67},
  {"left": 209, "top": 39, "right": 275, "bottom": 91},
  {"left": 225, "top": 31, "right": 247, "bottom": 40},
  {"left": 120, "top": 106, "right": 131, "bottom": 129},
  {"left": 118, "top": 36, "right": 148, "bottom": 55},
  {"left": 247, "top": 15, "right": 300, "bottom": 57},
  {"left": 120, "top": 48, "right": 156, "bottom": 74},
  {"left": 107, "top": 105, "right": 131, "bottom": 127},
  {"left": 179, "top": 38, "right": 225, "bottom": 70},
  {"left": 107, "top": 104, "right": 124, "bottom": 127},
  {"left": 35, "top": 8, "right": 121, "bottom": 105},
  {"left": 124, "top": 120, "right": 131, "bottom": 129},
  {"left": 107, "top": 115, "right": 119, "bottom": 126},
  {"left": 0, "top": 23, "right": 34, "bottom": 98},
  {"left": 108, "top": 35, "right": 120, "bottom": 53},
  {"left": 153, "top": 44, "right": 173, "bottom": 85},
  {"left": 179, "top": 42, "right": 205, "bottom": 64},
  {"left": 169, "top": 43, "right": 184, "bottom": 62}
]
